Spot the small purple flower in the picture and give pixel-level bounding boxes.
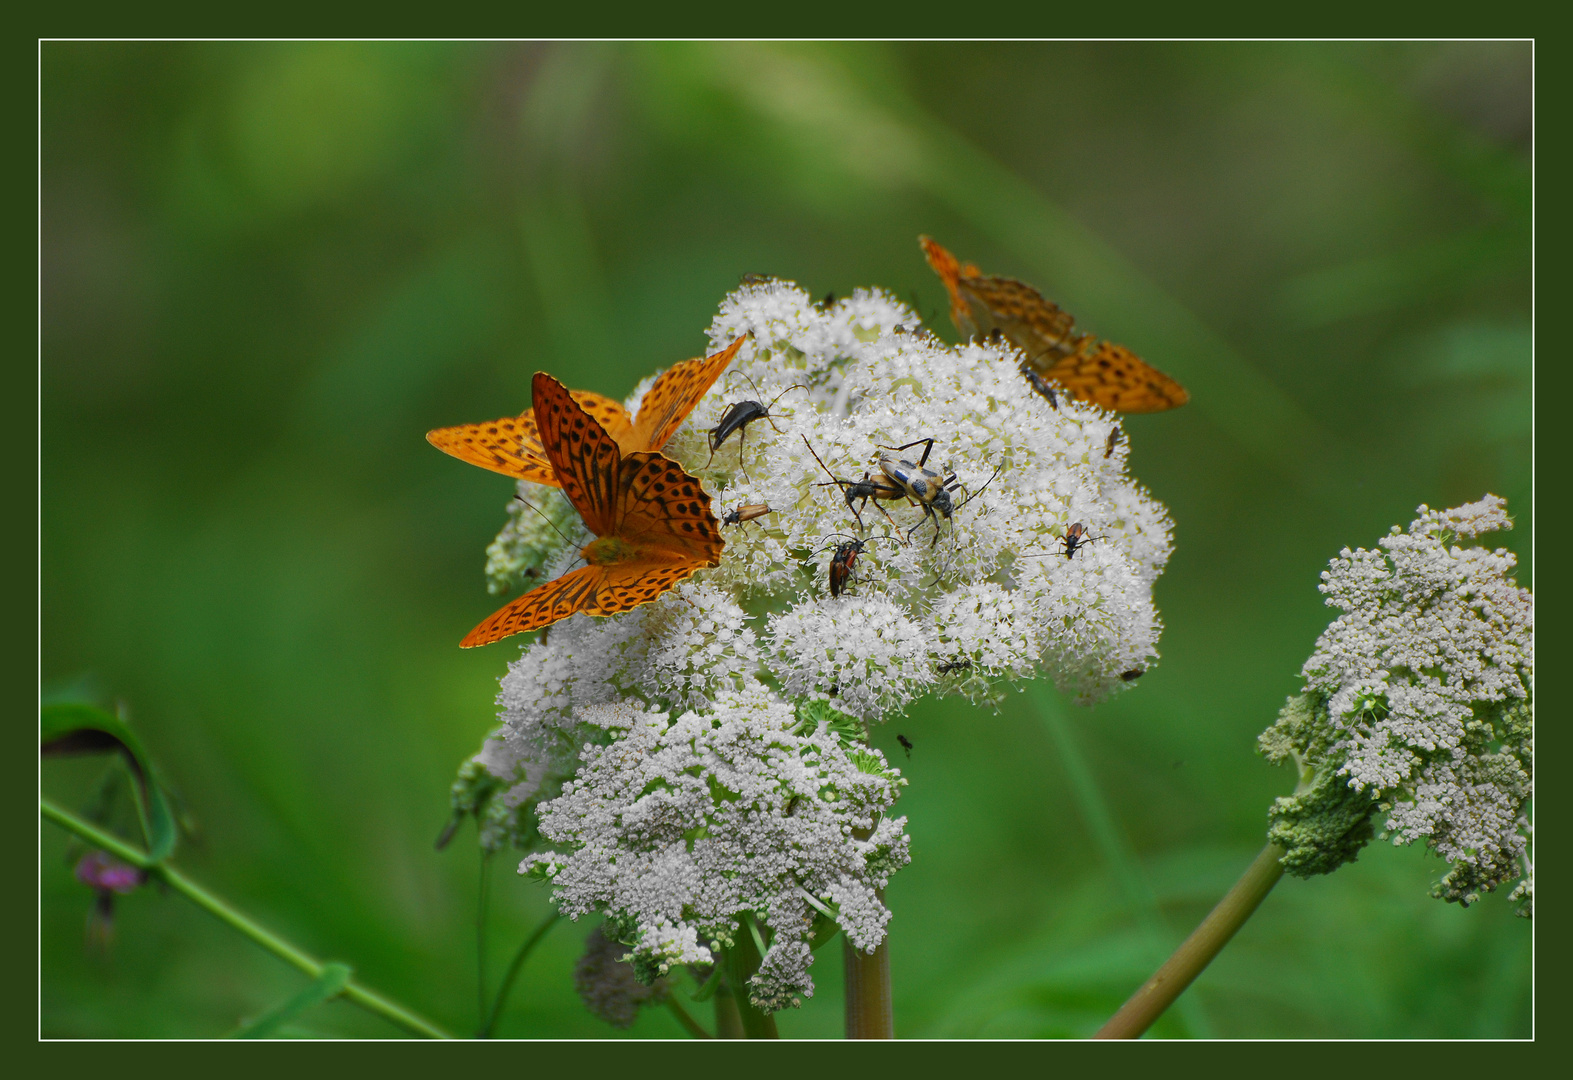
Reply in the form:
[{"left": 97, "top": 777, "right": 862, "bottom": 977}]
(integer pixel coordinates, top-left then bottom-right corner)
[{"left": 75, "top": 850, "right": 144, "bottom": 894}]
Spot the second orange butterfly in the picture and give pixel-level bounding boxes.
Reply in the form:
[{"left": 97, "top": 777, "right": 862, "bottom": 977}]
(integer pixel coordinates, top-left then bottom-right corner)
[{"left": 920, "top": 237, "right": 1188, "bottom": 414}]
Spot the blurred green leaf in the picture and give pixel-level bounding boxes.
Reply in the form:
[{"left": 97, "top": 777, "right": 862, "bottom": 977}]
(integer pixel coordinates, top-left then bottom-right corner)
[
  {"left": 229, "top": 963, "right": 353, "bottom": 1039},
  {"left": 41, "top": 702, "right": 177, "bottom": 863}
]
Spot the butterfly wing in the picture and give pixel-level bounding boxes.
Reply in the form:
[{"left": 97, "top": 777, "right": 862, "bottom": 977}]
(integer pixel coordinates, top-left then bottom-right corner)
[
  {"left": 1044, "top": 341, "right": 1190, "bottom": 413},
  {"left": 922, "top": 236, "right": 1188, "bottom": 414},
  {"left": 460, "top": 451, "right": 726, "bottom": 646},
  {"left": 459, "top": 565, "right": 608, "bottom": 646},
  {"left": 960, "top": 276, "right": 1083, "bottom": 368},
  {"left": 425, "top": 413, "right": 560, "bottom": 485},
  {"left": 533, "top": 373, "right": 621, "bottom": 536},
  {"left": 629, "top": 336, "right": 746, "bottom": 451},
  {"left": 921, "top": 236, "right": 978, "bottom": 338},
  {"left": 426, "top": 390, "right": 632, "bottom": 486},
  {"left": 613, "top": 452, "right": 726, "bottom": 566}
]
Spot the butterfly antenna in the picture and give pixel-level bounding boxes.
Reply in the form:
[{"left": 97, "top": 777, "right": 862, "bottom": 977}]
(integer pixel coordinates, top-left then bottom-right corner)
[{"left": 513, "top": 495, "right": 575, "bottom": 547}]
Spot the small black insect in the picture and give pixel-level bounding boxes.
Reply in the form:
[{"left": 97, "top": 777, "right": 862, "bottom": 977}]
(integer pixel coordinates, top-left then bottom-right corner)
[
  {"left": 1121, "top": 668, "right": 1145, "bottom": 682},
  {"left": 819, "top": 291, "right": 836, "bottom": 308},
  {"left": 1022, "top": 364, "right": 1059, "bottom": 409},
  {"left": 937, "top": 658, "right": 973, "bottom": 676},
  {"left": 896, "top": 734, "right": 913, "bottom": 758},
  {"left": 706, "top": 374, "right": 807, "bottom": 476},
  {"left": 1105, "top": 428, "right": 1121, "bottom": 459}
]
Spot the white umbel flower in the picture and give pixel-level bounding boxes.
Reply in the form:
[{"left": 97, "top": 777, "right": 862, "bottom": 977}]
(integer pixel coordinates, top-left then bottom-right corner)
[
  {"left": 522, "top": 691, "right": 908, "bottom": 1009},
  {"left": 1280, "top": 495, "right": 1533, "bottom": 907},
  {"left": 461, "top": 277, "right": 1176, "bottom": 1002}
]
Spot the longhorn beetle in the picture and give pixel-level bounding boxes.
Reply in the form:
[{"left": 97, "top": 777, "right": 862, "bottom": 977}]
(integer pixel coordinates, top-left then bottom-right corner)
[
  {"left": 987, "top": 328, "right": 1058, "bottom": 409},
  {"left": 721, "top": 502, "right": 772, "bottom": 538},
  {"left": 814, "top": 533, "right": 883, "bottom": 598},
  {"left": 705, "top": 374, "right": 808, "bottom": 475},
  {"left": 1059, "top": 521, "right": 1107, "bottom": 560},
  {"left": 721, "top": 502, "right": 772, "bottom": 529},
  {"left": 1019, "top": 521, "right": 1110, "bottom": 562},
  {"left": 876, "top": 438, "right": 999, "bottom": 546},
  {"left": 803, "top": 436, "right": 905, "bottom": 534},
  {"left": 1022, "top": 364, "right": 1059, "bottom": 409}
]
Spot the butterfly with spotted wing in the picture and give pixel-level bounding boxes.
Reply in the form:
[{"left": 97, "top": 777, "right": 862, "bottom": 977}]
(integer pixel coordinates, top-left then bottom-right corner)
[
  {"left": 426, "top": 336, "right": 746, "bottom": 486},
  {"left": 920, "top": 237, "right": 1187, "bottom": 414},
  {"left": 457, "top": 373, "right": 725, "bottom": 646}
]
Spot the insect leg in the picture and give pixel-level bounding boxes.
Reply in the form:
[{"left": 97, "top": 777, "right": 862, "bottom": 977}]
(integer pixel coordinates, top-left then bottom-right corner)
[{"left": 882, "top": 438, "right": 938, "bottom": 467}]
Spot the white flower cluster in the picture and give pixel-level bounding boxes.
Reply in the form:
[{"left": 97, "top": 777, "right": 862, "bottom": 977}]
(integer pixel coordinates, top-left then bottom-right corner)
[
  {"left": 1299, "top": 496, "right": 1533, "bottom": 907},
  {"left": 473, "top": 280, "right": 1175, "bottom": 1004},
  {"left": 522, "top": 692, "right": 908, "bottom": 1009}
]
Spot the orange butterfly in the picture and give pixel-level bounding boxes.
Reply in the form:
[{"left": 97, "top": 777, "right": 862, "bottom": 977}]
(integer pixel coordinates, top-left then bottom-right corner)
[
  {"left": 426, "top": 336, "right": 746, "bottom": 486},
  {"left": 459, "top": 373, "right": 725, "bottom": 647},
  {"left": 920, "top": 237, "right": 1188, "bottom": 413}
]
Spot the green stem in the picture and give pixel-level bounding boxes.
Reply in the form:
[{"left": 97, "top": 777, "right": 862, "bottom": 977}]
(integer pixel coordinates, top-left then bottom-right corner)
[
  {"left": 714, "top": 987, "right": 745, "bottom": 1039},
  {"left": 1031, "top": 684, "right": 1212, "bottom": 1037},
  {"left": 41, "top": 797, "right": 452, "bottom": 1039},
  {"left": 723, "top": 919, "right": 779, "bottom": 1039},
  {"left": 1096, "top": 842, "right": 1287, "bottom": 1039},
  {"left": 842, "top": 929, "right": 893, "bottom": 1039},
  {"left": 476, "top": 851, "right": 493, "bottom": 1025},
  {"left": 665, "top": 995, "right": 711, "bottom": 1038},
  {"left": 477, "top": 911, "right": 562, "bottom": 1038}
]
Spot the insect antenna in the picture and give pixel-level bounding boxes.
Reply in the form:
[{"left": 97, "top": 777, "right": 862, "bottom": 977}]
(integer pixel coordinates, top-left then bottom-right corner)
[
  {"left": 724, "top": 368, "right": 766, "bottom": 401},
  {"left": 811, "top": 532, "right": 866, "bottom": 557},
  {"left": 762, "top": 382, "right": 811, "bottom": 426},
  {"left": 954, "top": 461, "right": 1004, "bottom": 513},
  {"left": 512, "top": 495, "right": 576, "bottom": 547},
  {"left": 802, "top": 436, "right": 843, "bottom": 487}
]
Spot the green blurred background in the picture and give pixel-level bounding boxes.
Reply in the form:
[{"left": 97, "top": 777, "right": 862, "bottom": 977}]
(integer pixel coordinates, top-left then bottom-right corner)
[{"left": 41, "top": 41, "right": 1532, "bottom": 1038}]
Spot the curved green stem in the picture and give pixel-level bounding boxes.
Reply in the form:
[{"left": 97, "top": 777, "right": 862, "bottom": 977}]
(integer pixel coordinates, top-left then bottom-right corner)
[
  {"left": 714, "top": 987, "right": 745, "bottom": 1038},
  {"left": 665, "top": 995, "right": 711, "bottom": 1038},
  {"left": 42, "top": 797, "right": 452, "bottom": 1039},
  {"left": 1096, "top": 842, "right": 1286, "bottom": 1039},
  {"left": 477, "top": 911, "right": 562, "bottom": 1038}
]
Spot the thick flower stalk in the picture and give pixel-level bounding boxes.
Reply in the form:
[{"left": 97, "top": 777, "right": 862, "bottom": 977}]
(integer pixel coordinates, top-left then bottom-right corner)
[
  {"left": 462, "top": 279, "right": 1175, "bottom": 1010},
  {"left": 1258, "top": 496, "right": 1533, "bottom": 911}
]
